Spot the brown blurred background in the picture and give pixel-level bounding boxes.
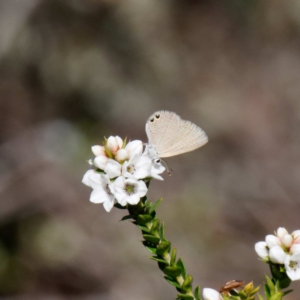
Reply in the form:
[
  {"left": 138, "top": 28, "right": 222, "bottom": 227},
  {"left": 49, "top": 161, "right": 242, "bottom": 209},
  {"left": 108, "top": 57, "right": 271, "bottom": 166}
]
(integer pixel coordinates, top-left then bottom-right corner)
[{"left": 1, "top": 0, "right": 300, "bottom": 299}]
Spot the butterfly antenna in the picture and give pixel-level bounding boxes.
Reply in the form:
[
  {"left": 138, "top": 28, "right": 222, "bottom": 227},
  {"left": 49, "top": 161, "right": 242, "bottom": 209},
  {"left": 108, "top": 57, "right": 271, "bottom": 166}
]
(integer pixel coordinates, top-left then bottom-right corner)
[{"left": 160, "top": 159, "right": 173, "bottom": 176}]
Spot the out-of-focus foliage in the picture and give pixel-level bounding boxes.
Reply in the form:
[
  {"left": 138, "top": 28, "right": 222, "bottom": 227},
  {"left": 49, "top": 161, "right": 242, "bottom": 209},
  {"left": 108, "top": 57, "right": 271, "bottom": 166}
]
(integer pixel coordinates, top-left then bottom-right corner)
[{"left": 1, "top": 0, "right": 300, "bottom": 299}]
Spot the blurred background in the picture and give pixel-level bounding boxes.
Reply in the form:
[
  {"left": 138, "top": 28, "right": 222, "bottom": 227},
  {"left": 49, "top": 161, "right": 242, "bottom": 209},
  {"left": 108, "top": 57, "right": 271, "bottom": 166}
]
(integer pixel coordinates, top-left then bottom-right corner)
[{"left": 1, "top": 0, "right": 300, "bottom": 299}]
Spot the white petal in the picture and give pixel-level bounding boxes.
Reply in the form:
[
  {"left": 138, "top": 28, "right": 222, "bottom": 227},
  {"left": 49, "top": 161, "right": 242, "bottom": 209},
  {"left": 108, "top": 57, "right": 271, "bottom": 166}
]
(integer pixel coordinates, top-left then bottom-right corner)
[
  {"left": 269, "top": 246, "right": 287, "bottom": 264},
  {"left": 126, "top": 140, "right": 143, "bottom": 158},
  {"left": 127, "top": 193, "right": 140, "bottom": 205},
  {"left": 290, "top": 244, "right": 300, "bottom": 254},
  {"left": 137, "top": 180, "right": 148, "bottom": 197},
  {"left": 277, "top": 227, "right": 289, "bottom": 239},
  {"left": 255, "top": 241, "right": 269, "bottom": 259},
  {"left": 82, "top": 170, "right": 95, "bottom": 187},
  {"left": 103, "top": 197, "right": 115, "bottom": 212},
  {"left": 112, "top": 176, "right": 126, "bottom": 203},
  {"left": 282, "top": 234, "right": 293, "bottom": 248},
  {"left": 89, "top": 173, "right": 107, "bottom": 190},
  {"left": 94, "top": 155, "right": 108, "bottom": 170},
  {"left": 91, "top": 145, "right": 106, "bottom": 156},
  {"left": 104, "top": 159, "right": 122, "bottom": 178},
  {"left": 203, "top": 288, "right": 223, "bottom": 300},
  {"left": 90, "top": 188, "right": 108, "bottom": 203},
  {"left": 285, "top": 252, "right": 300, "bottom": 281},
  {"left": 150, "top": 162, "right": 165, "bottom": 180},
  {"left": 266, "top": 235, "right": 281, "bottom": 248}
]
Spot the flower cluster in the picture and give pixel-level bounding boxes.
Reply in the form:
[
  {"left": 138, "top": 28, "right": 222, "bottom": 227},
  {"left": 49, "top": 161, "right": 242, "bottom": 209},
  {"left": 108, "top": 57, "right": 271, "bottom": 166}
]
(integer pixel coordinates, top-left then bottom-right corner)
[
  {"left": 255, "top": 227, "right": 300, "bottom": 281},
  {"left": 82, "top": 136, "right": 165, "bottom": 212}
]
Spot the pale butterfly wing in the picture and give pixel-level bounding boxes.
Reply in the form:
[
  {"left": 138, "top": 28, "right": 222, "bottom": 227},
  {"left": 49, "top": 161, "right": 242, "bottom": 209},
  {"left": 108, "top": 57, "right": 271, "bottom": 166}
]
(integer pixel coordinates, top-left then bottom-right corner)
[
  {"left": 145, "top": 110, "right": 208, "bottom": 158},
  {"left": 145, "top": 111, "right": 181, "bottom": 156},
  {"left": 160, "top": 119, "right": 208, "bottom": 157}
]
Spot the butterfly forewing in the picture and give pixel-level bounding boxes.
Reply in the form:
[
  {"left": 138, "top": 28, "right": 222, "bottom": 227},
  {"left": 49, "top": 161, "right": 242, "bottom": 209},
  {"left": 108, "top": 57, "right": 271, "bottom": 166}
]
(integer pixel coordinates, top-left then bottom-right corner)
[{"left": 145, "top": 111, "right": 181, "bottom": 156}]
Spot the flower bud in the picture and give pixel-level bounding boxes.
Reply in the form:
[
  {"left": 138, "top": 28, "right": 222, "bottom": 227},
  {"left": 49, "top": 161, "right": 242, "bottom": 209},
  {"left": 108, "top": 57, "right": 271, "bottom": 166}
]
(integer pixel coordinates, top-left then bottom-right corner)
[
  {"left": 255, "top": 241, "right": 269, "bottom": 259},
  {"left": 94, "top": 156, "right": 108, "bottom": 170},
  {"left": 269, "top": 245, "right": 287, "bottom": 264},
  {"left": 125, "top": 140, "right": 143, "bottom": 158},
  {"left": 106, "top": 136, "right": 123, "bottom": 155},
  {"left": 282, "top": 234, "right": 293, "bottom": 248},
  {"left": 266, "top": 235, "right": 280, "bottom": 248},
  {"left": 91, "top": 145, "right": 106, "bottom": 156},
  {"left": 115, "top": 149, "right": 129, "bottom": 162},
  {"left": 203, "top": 288, "right": 223, "bottom": 300},
  {"left": 292, "top": 230, "right": 300, "bottom": 243},
  {"left": 277, "top": 227, "right": 288, "bottom": 240},
  {"left": 290, "top": 244, "right": 300, "bottom": 254}
]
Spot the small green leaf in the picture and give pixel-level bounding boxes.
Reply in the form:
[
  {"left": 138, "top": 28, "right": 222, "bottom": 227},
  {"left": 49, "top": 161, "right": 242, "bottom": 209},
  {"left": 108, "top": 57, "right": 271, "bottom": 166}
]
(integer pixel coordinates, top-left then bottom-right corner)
[
  {"left": 150, "top": 218, "right": 160, "bottom": 236},
  {"left": 164, "top": 276, "right": 182, "bottom": 289},
  {"left": 143, "top": 234, "right": 160, "bottom": 244},
  {"left": 163, "top": 266, "right": 182, "bottom": 277},
  {"left": 194, "top": 286, "right": 201, "bottom": 300},
  {"left": 182, "top": 275, "right": 193, "bottom": 293},
  {"left": 249, "top": 286, "right": 260, "bottom": 295},
  {"left": 159, "top": 222, "right": 165, "bottom": 239},
  {"left": 150, "top": 256, "right": 169, "bottom": 264},
  {"left": 258, "top": 294, "right": 264, "bottom": 300},
  {"left": 143, "top": 244, "right": 157, "bottom": 254},
  {"left": 177, "top": 258, "right": 186, "bottom": 278},
  {"left": 157, "top": 240, "right": 171, "bottom": 256},
  {"left": 136, "top": 224, "right": 150, "bottom": 233},
  {"left": 265, "top": 276, "right": 275, "bottom": 295},
  {"left": 137, "top": 214, "right": 153, "bottom": 226},
  {"left": 120, "top": 215, "right": 134, "bottom": 221},
  {"left": 283, "top": 289, "right": 293, "bottom": 296},
  {"left": 177, "top": 293, "right": 194, "bottom": 300},
  {"left": 114, "top": 203, "right": 127, "bottom": 209},
  {"left": 170, "top": 247, "right": 177, "bottom": 266},
  {"left": 149, "top": 198, "right": 163, "bottom": 214},
  {"left": 278, "top": 277, "right": 291, "bottom": 289},
  {"left": 269, "top": 292, "right": 283, "bottom": 300},
  {"left": 104, "top": 144, "right": 113, "bottom": 158}
]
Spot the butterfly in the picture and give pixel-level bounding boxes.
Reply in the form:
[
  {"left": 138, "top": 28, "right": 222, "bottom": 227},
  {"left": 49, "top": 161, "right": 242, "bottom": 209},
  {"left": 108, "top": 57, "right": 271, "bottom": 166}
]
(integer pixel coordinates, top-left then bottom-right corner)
[{"left": 145, "top": 110, "right": 208, "bottom": 163}]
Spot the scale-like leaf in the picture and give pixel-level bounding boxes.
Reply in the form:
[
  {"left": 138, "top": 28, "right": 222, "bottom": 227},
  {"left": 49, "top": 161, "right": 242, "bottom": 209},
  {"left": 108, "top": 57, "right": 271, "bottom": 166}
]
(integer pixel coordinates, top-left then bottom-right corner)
[
  {"left": 163, "top": 266, "right": 182, "bottom": 277},
  {"left": 143, "top": 234, "right": 160, "bottom": 244},
  {"left": 177, "top": 258, "right": 186, "bottom": 278},
  {"left": 177, "top": 293, "right": 194, "bottom": 300},
  {"left": 149, "top": 198, "right": 163, "bottom": 214}
]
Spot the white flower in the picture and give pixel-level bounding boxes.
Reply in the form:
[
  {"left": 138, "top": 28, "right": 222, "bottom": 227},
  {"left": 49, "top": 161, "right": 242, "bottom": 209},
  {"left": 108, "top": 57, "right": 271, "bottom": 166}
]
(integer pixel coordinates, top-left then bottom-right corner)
[
  {"left": 122, "top": 155, "right": 152, "bottom": 179},
  {"left": 266, "top": 235, "right": 281, "bottom": 248},
  {"left": 269, "top": 246, "right": 287, "bottom": 264},
  {"left": 203, "top": 288, "right": 223, "bottom": 300},
  {"left": 82, "top": 172, "right": 115, "bottom": 212},
  {"left": 104, "top": 159, "right": 122, "bottom": 178},
  {"left": 255, "top": 241, "right": 269, "bottom": 259},
  {"left": 91, "top": 145, "right": 106, "bottom": 156},
  {"left": 106, "top": 136, "right": 123, "bottom": 155},
  {"left": 285, "top": 252, "right": 300, "bottom": 281},
  {"left": 112, "top": 177, "right": 147, "bottom": 206}
]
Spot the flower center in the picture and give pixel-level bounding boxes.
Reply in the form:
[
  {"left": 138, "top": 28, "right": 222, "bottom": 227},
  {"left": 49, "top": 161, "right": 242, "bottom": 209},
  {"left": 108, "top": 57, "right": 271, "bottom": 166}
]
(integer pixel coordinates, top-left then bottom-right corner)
[
  {"left": 289, "top": 260, "right": 299, "bottom": 271},
  {"left": 127, "top": 164, "right": 135, "bottom": 174},
  {"left": 125, "top": 183, "right": 135, "bottom": 195}
]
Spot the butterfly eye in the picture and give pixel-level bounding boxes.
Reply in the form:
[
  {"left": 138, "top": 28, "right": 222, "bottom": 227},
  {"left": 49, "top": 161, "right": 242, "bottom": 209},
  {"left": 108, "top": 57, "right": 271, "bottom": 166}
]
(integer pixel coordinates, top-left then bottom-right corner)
[
  {"left": 155, "top": 114, "right": 160, "bottom": 119},
  {"left": 150, "top": 117, "right": 155, "bottom": 122},
  {"left": 155, "top": 158, "right": 161, "bottom": 164}
]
